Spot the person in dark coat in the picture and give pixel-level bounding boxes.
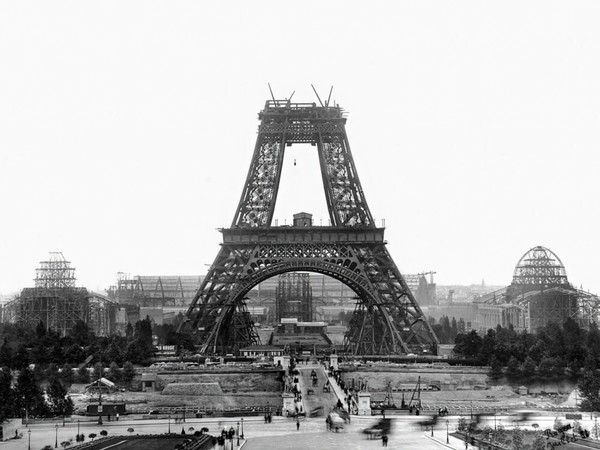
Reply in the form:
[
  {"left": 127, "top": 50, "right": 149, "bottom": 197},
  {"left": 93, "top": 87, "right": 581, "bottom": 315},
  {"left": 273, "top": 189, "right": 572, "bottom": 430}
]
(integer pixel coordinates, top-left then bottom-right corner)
[{"left": 382, "top": 434, "right": 388, "bottom": 446}]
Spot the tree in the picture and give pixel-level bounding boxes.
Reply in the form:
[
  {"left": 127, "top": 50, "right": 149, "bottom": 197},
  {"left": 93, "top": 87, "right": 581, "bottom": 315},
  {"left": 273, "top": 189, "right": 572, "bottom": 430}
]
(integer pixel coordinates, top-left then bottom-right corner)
[
  {"left": 124, "top": 339, "right": 153, "bottom": 365},
  {"left": 488, "top": 355, "right": 503, "bottom": 380},
  {"left": 450, "top": 317, "right": 458, "bottom": 341},
  {"left": 107, "top": 362, "right": 121, "bottom": 382},
  {"left": 46, "top": 378, "right": 74, "bottom": 417},
  {"left": 61, "top": 344, "right": 86, "bottom": 366},
  {"left": 93, "top": 362, "right": 104, "bottom": 381},
  {"left": 60, "top": 441, "right": 71, "bottom": 449},
  {"left": 89, "top": 433, "right": 97, "bottom": 441},
  {"left": 75, "top": 365, "right": 90, "bottom": 384},
  {"left": 539, "top": 357, "right": 562, "bottom": 380},
  {"left": 35, "top": 320, "right": 46, "bottom": 339},
  {"left": 104, "top": 338, "right": 124, "bottom": 366},
  {"left": 13, "top": 344, "right": 29, "bottom": 369},
  {"left": 70, "top": 321, "right": 92, "bottom": 347},
  {"left": 531, "top": 434, "right": 546, "bottom": 450},
  {"left": 454, "top": 330, "right": 482, "bottom": 358},
  {"left": 511, "top": 426, "right": 524, "bottom": 450},
  {"left": 59, "top": 363, "right": 74, "bottom": 386},
  {"left": 478, "top": 329, "right": 497, "bottom": 365},
  {"left": 0, "top": 367, "right": 14, "bottom": 423},
  {"left": 586, "top": 323, "right": 600, "bottom": 370},
  {"left": 13, "top": 367, "right": 48, "bottom": 418},
  {"left": 45, "top": 363, "right": 60, "bottom": 383},
  {"left": 122, "top": 361, "right": 135, "bottom": 382},
  {"left": 125, "top": 322, "right": 133, "bottom": 338},
  {"left": 553, "top": 417, "right": 564, "bottom": 432},
  {"left": 127, "top": 427, "right": 134, "bottom": 435},
  {"left": 100, "top": 430, "right": 108, "bottom": 437},
  {"left": 519, "top": 356, "right": 537, "bottom": 379},
  {"left": 134, "top": 317, "right": 153, "bottom": 345},
  {"left": 0, "top": 338, "right": 14, "bottom": 367},
  {"left": 578, "top": 371, "right": 600, "bottom": 412}
]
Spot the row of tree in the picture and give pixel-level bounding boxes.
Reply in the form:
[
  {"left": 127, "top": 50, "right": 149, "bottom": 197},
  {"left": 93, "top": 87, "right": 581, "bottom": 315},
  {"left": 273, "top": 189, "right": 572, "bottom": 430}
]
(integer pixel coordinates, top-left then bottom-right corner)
[
  {"left": 0, "top": 366, "right": 73, "bottom": 423},
  {"left": 0, "top": 316, "right": 195, "bottom": 369},
  {"left": 453, "top": 318, "right": 600, "bottom": 381},
  {"left": 428, "top": 315, "right": 465, "bottom": 344}
]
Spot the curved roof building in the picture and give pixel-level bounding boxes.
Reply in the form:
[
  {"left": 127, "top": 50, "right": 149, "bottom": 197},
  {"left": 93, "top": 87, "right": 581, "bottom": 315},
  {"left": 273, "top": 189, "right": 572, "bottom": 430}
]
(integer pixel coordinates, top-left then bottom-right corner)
[
  {"left": 512, "top": 246, "right": 570, "bottom": 288},
  {"left": 477, "top": 245, "right": 599, "bottom": 333}
]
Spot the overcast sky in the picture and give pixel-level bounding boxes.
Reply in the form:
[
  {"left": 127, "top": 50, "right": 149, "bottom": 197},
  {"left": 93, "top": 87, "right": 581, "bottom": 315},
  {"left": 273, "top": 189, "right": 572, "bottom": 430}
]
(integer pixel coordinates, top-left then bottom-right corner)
[{"left": 1, "top": 1, "right": 599, "bottom": 297}]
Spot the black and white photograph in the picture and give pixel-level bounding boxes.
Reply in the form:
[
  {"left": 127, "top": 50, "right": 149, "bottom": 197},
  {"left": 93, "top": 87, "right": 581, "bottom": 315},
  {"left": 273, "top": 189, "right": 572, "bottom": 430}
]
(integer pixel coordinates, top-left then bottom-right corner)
[{"left": 1, "top": 2, "right": 599, "bottom": 449}]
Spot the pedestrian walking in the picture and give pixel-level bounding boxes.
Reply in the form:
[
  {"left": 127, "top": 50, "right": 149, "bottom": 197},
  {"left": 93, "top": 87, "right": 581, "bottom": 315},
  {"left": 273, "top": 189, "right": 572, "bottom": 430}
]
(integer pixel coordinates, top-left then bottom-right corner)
[
  {"left": 382, "top": 434, "right": 388, "bottom": 446},
  {"left": 296, "top": 419, "right": 300, "bottom": 431}
]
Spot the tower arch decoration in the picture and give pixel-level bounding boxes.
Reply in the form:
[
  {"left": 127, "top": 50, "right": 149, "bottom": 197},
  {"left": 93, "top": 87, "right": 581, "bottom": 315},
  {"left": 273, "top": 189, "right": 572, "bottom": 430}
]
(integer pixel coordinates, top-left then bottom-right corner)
[{"left": 179, "top": 99, "right": 439, "bottom": 355}]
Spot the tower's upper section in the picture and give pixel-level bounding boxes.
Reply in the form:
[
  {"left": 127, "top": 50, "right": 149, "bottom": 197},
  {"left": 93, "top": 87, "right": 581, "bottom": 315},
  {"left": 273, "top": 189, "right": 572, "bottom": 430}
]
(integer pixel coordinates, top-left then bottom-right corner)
[
  {"left": 257, "top": 101, "right": 347, "bottom": 145},
  {"left": 232, "top": 98, "right": 374, "bottom": 228},
  {"left": 512, "top": 246, "right": 569, "bottom": 287}
]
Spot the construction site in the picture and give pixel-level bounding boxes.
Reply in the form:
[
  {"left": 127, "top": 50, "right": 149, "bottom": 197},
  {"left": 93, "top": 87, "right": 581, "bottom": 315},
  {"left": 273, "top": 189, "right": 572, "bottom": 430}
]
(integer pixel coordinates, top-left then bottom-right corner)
[
  {"left": 1, "top": 252, "right": 116, "bottom": 336},
  {"left": 473, "top": 245, "right": 600, "bottom": 332}
]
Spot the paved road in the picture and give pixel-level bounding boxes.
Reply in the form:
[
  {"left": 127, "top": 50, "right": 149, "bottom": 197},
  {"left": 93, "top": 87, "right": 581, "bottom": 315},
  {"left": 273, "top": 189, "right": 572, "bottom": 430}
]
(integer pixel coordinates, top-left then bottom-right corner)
[
  {"left": 3, "top": 413, "right": 598, "bottom": 450},
  {"left": 240, "top": 415, "right": 455, "bottom": 450},
  {"left": 1, "top": 415, "right": 456, "bottom": 450}
]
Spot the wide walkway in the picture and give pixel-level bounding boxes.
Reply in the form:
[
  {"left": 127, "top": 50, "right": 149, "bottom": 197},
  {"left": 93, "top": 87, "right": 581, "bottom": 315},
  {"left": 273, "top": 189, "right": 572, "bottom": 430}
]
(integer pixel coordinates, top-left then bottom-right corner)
[
  {"left": 5, "top": 409, "right": 597, "bottom": 450},
  {"left": 240, "top": 415, "right": 457, "bottom": 450},
  {"left": 2, "top": 415, "right": 463, "bottom": 450}
]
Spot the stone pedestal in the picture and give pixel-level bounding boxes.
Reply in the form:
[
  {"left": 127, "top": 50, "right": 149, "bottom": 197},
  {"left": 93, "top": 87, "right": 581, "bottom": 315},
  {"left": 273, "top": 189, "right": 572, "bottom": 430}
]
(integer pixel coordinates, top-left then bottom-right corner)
[
  {"left": 357, "top": 391, "right": 371, "bottom": 416},
  {"left": 330, "top": 354, "right": 339, "bottom": 371},
  {"left": 282, "top": 393, "right": 295, "bottom": 416}
]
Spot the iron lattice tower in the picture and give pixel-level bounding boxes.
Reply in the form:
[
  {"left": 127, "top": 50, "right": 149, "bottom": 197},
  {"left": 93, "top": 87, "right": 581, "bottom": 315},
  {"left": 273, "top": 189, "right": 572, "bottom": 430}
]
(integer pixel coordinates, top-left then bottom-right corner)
[{"left": 180, "top": 99, "right": 439, "bottom": 355}]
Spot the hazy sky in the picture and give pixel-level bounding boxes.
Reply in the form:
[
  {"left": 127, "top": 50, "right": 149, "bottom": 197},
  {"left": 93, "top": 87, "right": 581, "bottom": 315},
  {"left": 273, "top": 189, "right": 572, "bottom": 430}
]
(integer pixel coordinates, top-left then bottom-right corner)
[{"left": 1, "top": 1, "right": 599, "bottom": 297}]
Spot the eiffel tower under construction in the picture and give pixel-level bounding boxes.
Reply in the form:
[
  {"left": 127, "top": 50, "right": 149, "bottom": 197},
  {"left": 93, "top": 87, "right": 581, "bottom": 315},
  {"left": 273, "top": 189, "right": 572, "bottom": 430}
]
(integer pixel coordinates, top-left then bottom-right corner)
[{"left": 179, "top": 94, "right": 439, "bottom": 356}]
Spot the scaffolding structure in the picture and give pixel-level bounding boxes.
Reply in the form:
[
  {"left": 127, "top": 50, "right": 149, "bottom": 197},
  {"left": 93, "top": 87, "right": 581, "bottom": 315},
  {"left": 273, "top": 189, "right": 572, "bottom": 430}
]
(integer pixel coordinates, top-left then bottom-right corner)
[
  {"left": 479, "top": 246, "right": 600, "bottom": 331},
  {"left": 2, "top": 253, "right": 116, "bottom": 336},
  {"left": 109, "top": 274, "right": 202, "bottom": 307},
  {"left": 276, "top": 273, "right": 313, "bottom": 322}
]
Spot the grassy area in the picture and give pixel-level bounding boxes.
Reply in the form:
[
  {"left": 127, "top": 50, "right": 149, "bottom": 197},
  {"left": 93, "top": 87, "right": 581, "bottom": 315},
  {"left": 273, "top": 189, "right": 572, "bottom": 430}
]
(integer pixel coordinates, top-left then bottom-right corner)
[{"left": 84, "top": 437, "right": 190, "bottom": 450}]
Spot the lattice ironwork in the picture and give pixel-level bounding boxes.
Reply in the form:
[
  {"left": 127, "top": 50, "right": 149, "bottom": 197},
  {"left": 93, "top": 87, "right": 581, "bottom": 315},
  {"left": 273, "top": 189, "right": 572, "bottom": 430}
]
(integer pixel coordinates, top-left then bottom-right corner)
[
  {"left": 35, "top": 252, "right": 76, "bottom": 289},
  {"left": 276, "top": 273, "right": 312, "bottom": 322},
  {"left": 512, "top": 246, "right": 569, "bottom": 287},
  {"left": 3, "top": 253, "right": 116, "bottom": 336},
  {"left": 180, "top": 99, "right": 438, "bottom": 355}
]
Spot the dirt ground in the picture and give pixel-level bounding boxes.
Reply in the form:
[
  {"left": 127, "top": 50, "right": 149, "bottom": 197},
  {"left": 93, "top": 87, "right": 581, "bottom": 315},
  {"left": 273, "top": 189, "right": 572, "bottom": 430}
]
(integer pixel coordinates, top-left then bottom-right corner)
[{"left": 70, "top": 384, "right": 282, "bottom": 414}]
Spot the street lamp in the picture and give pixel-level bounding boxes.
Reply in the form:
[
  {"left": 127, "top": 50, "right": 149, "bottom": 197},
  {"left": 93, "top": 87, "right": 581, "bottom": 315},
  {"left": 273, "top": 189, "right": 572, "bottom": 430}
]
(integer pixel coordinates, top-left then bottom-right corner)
[
  {"left": 446, "top": 420, "right": 449, "bottom": 444},
  {"left": 98, "top": 384, "right": 103, "bottom": 426},
  {"left": 237, "top": 422, "right": 240, "bottom": 445},
  {"left": 241, "top": 417, "right": 244, "bottom": 439},
  {"left": 168, "top": 414, "right": 171, "bottom": 434},
  {"left": 55, "top": 424, "right": 58, "bottom": 448},
  {"left": 77, "top": 419, "right": 80, "bottom": 436}
]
